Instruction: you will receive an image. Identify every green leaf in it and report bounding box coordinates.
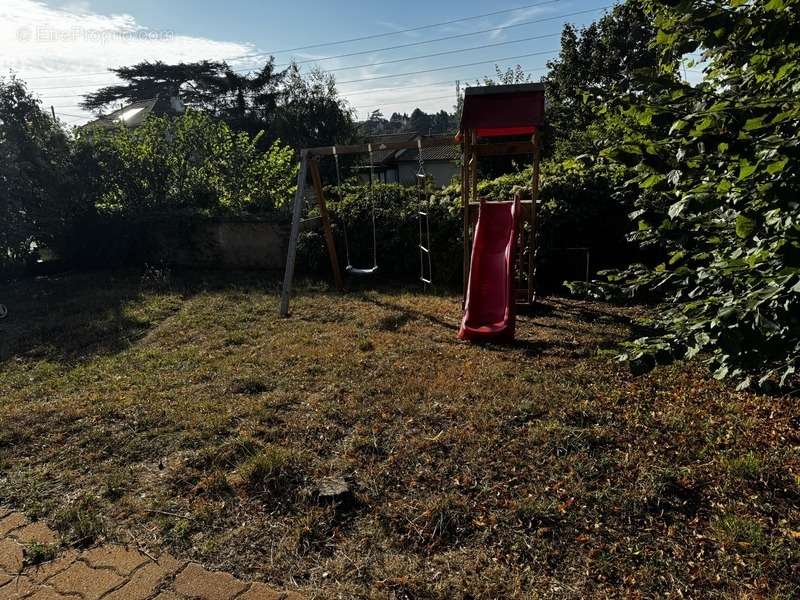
[738,159,757,180]
[775,63,794,81]
[690,116,714,135]
[766,157,788,174]
[640,174,664,189]
[669,119,688,134]
[669,250,686,265]
[743,116,768,131]
[736,214,757,238]
[637,108,655,126]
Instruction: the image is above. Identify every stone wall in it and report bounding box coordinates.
[149,219,289,270]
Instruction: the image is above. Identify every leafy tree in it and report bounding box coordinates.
[80,60,358,150]
[452,64,534,122]
[271,66,355,150]
[81,60,226,113]
[477,64,532,86]
[545,1,660,158]
[190,62,285,138]
[389,112,409,131]
[361,108,456,136]
[431,110,453,134]
[584,0,800,389]
[81,60,286,141]
[361,109,389,135]
[408,108,433,135]
[80,110,297,215]
[0,76,76,270]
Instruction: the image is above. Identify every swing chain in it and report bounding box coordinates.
[333,146,352,269]
[417,137,425,176]
[417,138,432,285]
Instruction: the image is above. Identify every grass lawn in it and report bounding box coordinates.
[1,270,798,598]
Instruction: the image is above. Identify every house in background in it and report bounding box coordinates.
[81,96,184,131]
[360,133,459,187]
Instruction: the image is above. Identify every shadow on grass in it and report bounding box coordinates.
[357,293,460,332]
[0,269,283,364]
[0,271,166,363]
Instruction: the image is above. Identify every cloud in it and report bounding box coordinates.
[489,5,561,40]
[0,0,256,122]
[0,1,515,127]
[375,20,421,39]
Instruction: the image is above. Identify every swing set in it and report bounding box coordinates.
[279,83,545,343]
[278,135,453,316]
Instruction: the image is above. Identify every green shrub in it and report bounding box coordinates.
[76,110,297,216]
[0,76,81,273]
[579,0,800,389]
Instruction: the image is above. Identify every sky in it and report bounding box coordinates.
[1,0,616,126]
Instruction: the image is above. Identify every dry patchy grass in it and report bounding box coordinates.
[0,271,799,598]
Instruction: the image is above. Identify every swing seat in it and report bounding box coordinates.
[346,265,379,276]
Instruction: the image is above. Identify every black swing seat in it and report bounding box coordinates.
[346,265,379,276]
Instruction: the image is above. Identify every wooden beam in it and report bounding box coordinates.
[468,200,534,206]
[529,129,542,304]
[309,157,344,291]
[461,133,471,304]
[279,151,309,317]
[472,142,536,157]
[470,144,478,206]
[305,135,456,157]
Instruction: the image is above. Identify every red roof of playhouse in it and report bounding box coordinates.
[457,83,545,139]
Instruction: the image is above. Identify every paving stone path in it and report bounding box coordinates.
[0,508,303,600]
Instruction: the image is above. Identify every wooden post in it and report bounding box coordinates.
[529,129,541,303]
[279,151,309,317]
[470,131,478,206]
[309,158,343,291]
[461,132,471,303]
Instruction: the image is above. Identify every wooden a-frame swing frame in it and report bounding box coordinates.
[279,106,542,317]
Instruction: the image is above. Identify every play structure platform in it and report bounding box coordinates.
[455,83,545,342]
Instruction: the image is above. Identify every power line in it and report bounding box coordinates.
[241,6,604,70]
[29,27,562,93]
[48,79,464,105]
[351,93,457,112]
[16,0,565,81]
[22,4,605,93]
[45,62,551,107]
[341,67,548,97]
[273,32,560,70]
[29,2,606,93]
[36,48,558,100]
[348,65,551,110]
[228,0,564,59]
[336,49,557,86]
[284,32,560,74]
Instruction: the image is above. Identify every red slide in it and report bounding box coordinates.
[459,198,521,342]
